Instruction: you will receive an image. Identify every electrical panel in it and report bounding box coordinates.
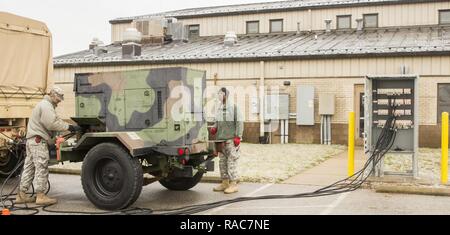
[319,94,336,116]
[364,75,419,178]
[297,86,315,126]
[265,94,289,120]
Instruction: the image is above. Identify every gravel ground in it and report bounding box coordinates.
[383,148,450,183]
[50,144,346,184]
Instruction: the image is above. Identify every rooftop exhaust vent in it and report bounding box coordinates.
[325,19,332,33]
[356,18,363,31]
[123,28,142,43]
[122,28,142,59]
[224,31,238,47]
[89,38,104,50]
[89,38,107,56]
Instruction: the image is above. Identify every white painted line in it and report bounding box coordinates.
[224,205,330,210]
[245,183,274,197]
[320,192,349,215]
[205,183,274,215]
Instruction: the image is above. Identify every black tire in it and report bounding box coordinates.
[0,150,23,178]
[159,171,204,191]
[81,143,143,211]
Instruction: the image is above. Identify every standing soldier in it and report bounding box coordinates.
[211,87,243,194]
[16,87,81,206]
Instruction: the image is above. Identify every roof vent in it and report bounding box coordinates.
[122,28,142,59]
[89,38,107,56]
[297,22,301,34]
[325,19,332,33]
[224,31,238,47]
[122,42,141,59]
[123,28,142,43]
[89,38,104,50]
[167,22,188,42]
[356,18,363,31]
[164,17,178,27]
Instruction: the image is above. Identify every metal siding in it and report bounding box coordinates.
[432,56,442,76]
[442,56,450,75]
[109,2,450,38]
[111,23,132,42]
[54,55,450,122]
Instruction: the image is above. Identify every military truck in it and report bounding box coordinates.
[0,12,53,178]
[58,67,214,210]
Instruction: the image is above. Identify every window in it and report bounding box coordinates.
[246,21,260,34]
[136,20,149,35]
[363,14,378,28]
[438,84,450,123]
[337,15,352,29]
[439,10,450,25]
[188,24,200,38]
[270,19,283,33]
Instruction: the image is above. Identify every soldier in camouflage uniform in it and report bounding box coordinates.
[16,87,81,206]
[211,88,244,194]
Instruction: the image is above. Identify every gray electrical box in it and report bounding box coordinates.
[365,75,419,178]
[319,94,336,115]
[297,86,315,126]
[265,94,289,120]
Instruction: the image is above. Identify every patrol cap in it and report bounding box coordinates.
[50,86,65,100]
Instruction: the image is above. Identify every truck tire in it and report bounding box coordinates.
[81,143,143,211]
[0,150,23,178]
[159,171,204,191]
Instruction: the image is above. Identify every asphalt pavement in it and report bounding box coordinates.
[2,174,450,215]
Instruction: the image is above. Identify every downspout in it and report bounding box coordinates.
[214,73,218,86]
[259,61,265,143]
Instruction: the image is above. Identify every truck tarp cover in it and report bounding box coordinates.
[0,12,53,94]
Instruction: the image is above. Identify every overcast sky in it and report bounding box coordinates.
[1,0,277,56]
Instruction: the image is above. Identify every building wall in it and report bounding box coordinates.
[111,1,450,41]
[111,22,132,43]
[54,55,450,147]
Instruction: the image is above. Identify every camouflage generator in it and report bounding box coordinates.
[59,67,214,210]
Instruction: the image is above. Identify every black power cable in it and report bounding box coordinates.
[0,134,154,215]
[152,101,400,215]
[1,100,400,215]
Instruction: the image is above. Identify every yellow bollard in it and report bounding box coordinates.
[348,112,355,177]
[442,112,449,185]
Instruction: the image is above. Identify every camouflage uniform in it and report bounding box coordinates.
[215,102,243,182]
[20,140,49,193]
[20,95,69,194]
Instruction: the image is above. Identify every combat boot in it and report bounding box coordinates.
[224,181,239,194]
[36,193,57,206]
[15,191,36,204]
[213,180,230,192]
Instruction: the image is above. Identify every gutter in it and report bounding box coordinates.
[54,50,450,68]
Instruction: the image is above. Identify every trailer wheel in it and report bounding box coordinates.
[81,143,143,211]
[159,171,204,191]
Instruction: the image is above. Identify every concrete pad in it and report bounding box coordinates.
[374,185,450,197]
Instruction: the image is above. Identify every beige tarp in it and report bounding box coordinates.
[0,12,53,95]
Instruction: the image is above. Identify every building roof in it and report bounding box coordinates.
[110,0,445,23]
[54,26,450,67]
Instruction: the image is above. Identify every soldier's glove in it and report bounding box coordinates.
[233,137,241,147]
[210,127,218,136]
[68,125,83,133]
